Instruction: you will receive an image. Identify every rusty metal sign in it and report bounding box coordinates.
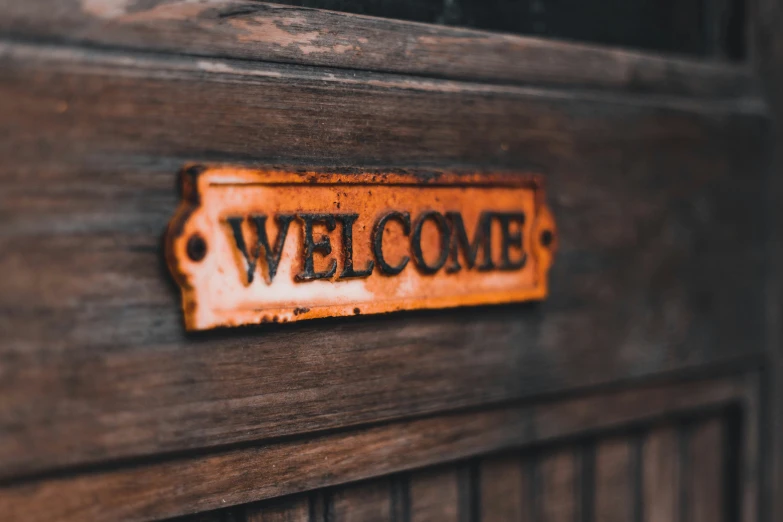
[166,166,557,331]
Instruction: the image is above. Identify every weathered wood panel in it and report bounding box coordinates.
[642,427,680,522]
[537,450,577,522]
[109,0,713,58]
[688,419,726,522]
[172,409,746,522]
[0,41,768,479]
[594,438,633,522]
[245,496,309,522]
[0,1,751,95]
[410,466,458,522]
[0,377,748,522]
[480,455,528,522]
[331,479,392,522]
[171,512,229,522]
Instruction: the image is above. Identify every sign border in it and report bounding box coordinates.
[166,165,557,330]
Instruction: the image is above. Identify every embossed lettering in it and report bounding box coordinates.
[411,211,451,274]
[297,213,337,281]
[337,214,374,279]
[372,211,411,275]
[495,212,527,270]
[445,211,494,273]
[226,214,294,284]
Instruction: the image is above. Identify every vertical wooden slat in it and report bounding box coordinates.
[538,450,577,522]
[332,478,392,522]
[594,438,632,522]
[245,496,310,522]
[643,427,680,522]
[480,454,529,522]
[688,418,725,522]
[410,466,458,522]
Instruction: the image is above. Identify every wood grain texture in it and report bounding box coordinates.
[0,377,747,522]
[410,466,458,522]
[167,403,755,522]
[537,450,576,522]
[0,41,769,479]
[687,418,725,522]
[594,438,633,522]
[171,512,231,522]
[479,455,528,522]
[642,427,680,522]
[244,496,309,522]
[331,479,392,522]
[0,0,753,96]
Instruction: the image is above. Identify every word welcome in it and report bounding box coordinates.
[225,210,528,284]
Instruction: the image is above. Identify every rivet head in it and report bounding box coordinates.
[540,230,554,247]
[186,234,207,262]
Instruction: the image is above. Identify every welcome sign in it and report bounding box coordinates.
[166,166,557,331]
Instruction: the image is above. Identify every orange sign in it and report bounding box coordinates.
[166,167,557,331]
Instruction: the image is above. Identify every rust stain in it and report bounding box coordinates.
[166,167,557,331]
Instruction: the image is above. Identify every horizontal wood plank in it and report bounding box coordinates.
[0,42,769,479]
[0,376,750,522]
[0,1,753,96]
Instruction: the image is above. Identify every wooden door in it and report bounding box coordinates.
[0,1,774,521]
